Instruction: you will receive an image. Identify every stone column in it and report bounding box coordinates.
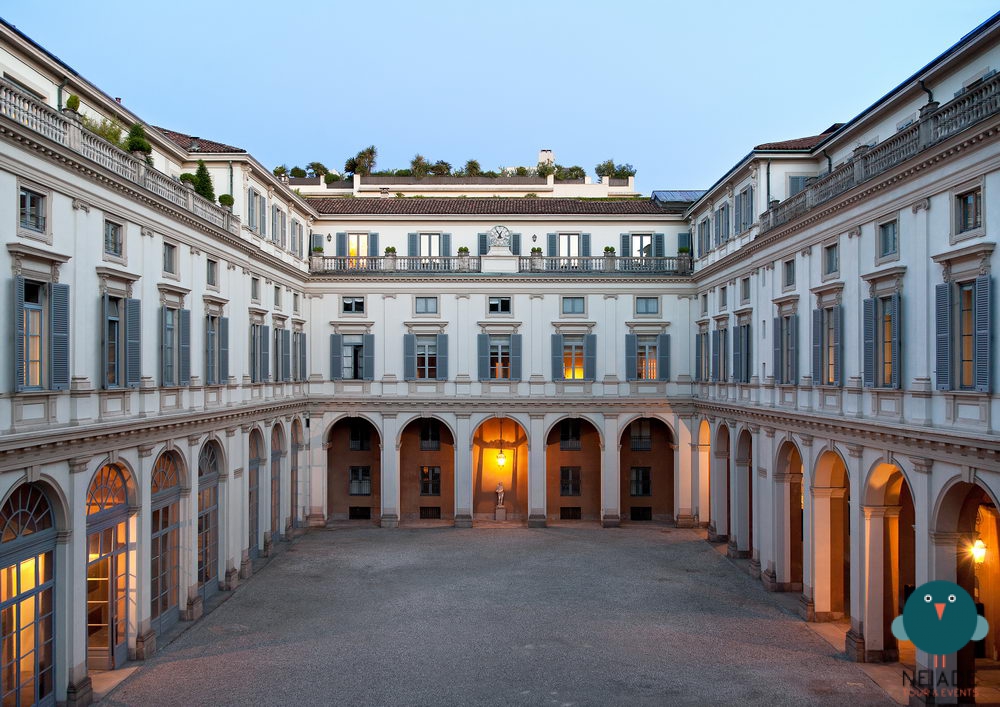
[133,445,156,659]
[454,413,473,528]
[237,425,251,580]
[674,416,695,527]
[708,435,729,542]
[527,414,546,527]
[220,426,238,589]
[66,459,92,706]
[764,472,789,591]
[380,413,400,528]
[601,414,620,527]
[307,414,328,527]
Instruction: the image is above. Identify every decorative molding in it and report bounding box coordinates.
[911,198,930,213]
[71,198,90,213]
[846,226,861,239]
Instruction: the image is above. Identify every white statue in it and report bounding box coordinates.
[495,481,505,507]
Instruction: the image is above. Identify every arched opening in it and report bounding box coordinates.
[327,418,381,522]
[150,451,183,637]
[697,420,711,527]
[472,418,528,521]
[619,418,674,522]
[860,461,915,663]
[85,463,135,670]
[733,429,753,558]
[811,450,850,624]
[399,418,455,522]
[248,430,264,557]
[546,418,601,522]
[290,419,303,530]
[270,425,285,541]
[770,441,803,592]
[709,424,731,543]
[197,442,222,606]
[932,481,1000,693]
[0,483,58,705]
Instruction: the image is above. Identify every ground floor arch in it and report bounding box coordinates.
[472,417,528,521]
[708,423,731,543]
[732,428,753,558]
[546,417,601,521]
[400,417,455,522]
[766,440,803,592]
[327,417,382,522]
[619,417,674,522]
[810,449,850,622]
[697,419,711,527]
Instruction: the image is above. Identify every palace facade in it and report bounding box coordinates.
[1,11,1000,706]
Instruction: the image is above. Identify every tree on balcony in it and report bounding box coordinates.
[193,160,215,202]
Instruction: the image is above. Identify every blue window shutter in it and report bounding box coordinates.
[477,334,489,381]
[653,233,665,258]
[743,324,752,382]
[935,283,952,390]
[625,334,638,381]
[863,298,875,387]
[179,309,191,386]
[126,298,141,388]
[368,232,379,257]
[584,334,597,380]
[832,305,842,387]
[678,232,691,252]
[975,275,991,392]
[160,306,168,385]
[219,316,229,384]
[436,333,448,381]
[478,233,489,256]
[657,333,670,381]
[49,283,70,391]
[732,325,742,383]
[889,294,900,390]
[511,233,521,255]
[695,332,703,383]
[102,293,110,389]
[261,325,270,381]
[747,186,755,223]
[298,332,307,381]
[407,233,418,257]
[362,334,375,381]
[581,234,591,257]
[734,197,743,234]
[772,317,782,384]
[442,233,452,257]
[330,333,342,380]
[13,276,24,392]
[710,330,720,382]
[335,232,347,257]
[788,313,799,384]
[510,334,522,381]
[812,308,823,383]
[620,234,631,257]
[282,329,291,382]
[546,233,557,257]
[204,316,214,386]
[403,334,416,380]
[551,334,563,380]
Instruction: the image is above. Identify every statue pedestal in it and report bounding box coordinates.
[495,506,507,521]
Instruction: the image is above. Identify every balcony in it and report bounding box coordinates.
[310,255,482,273]
[759,70,1000,235]
[309,254,692,275]
[518,255,692,274]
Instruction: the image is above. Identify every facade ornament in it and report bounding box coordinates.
[71,198,90,213]
[798,434,814,448]
[141,227,154,238]
[910,457,933,474]
[190,245,201,256]
[800,245,812,257]
[979,251,992,276]
[847,227,861,239]
[911,198,930,213]
[138,444,155,458]
[846,443,864,458]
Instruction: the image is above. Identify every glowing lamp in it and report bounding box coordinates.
[496,450,507,467]
[973,539,987,564]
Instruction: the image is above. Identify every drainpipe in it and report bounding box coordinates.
[919,79,934,105]
[822,149,833,174]
[228,161,234,196]
[56,77,68,110]
[766,160,771,203]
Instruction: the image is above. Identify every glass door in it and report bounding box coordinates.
[86,522,127,670]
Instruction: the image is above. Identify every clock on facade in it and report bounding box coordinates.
[488,225,511,248]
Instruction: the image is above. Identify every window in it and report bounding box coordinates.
[349,421,371,451]
[274,286,282,309]
[740,277,750,303]
[419,232,440,257]
[104,298,123,387]
[489,335,511,379]
[813,305,841,386]
[636,336,658,380]
[18,187,45,232]
[697,219,710,256]
[865,294,899,389]
[560,419,581,451]
[22,281,45,389]
[104,220,123,257]
[293,293,300,314]
[291,330,306,381]
[713,328,729,382]
[206,259,218,287]
[348,467,371,496]
[559,233,580,258]
[420,419,440,451]
[959,282,975,389]
[205,314,223,385]
[630,420,652,451]
[783,259,795,288]
[562,335,585,379]
[416,296,438,314]
[695,330,710,382]
[161,306,182,386]
[775,314,798,385]
[636,297,659,315]
[251,277,260,302]
[824,244,839,276]
[343,296,365,314]
[562,297,585,315]
[700,293,708,315]
[788,176,810,197]
[735,186,754,232]
[629,467,652,496]
[719,286,728,310]
[342,335,365,380]
[489,297,511,314]
[879,221,898,259]
[163,243,177,275]
[956,188,982,234]
[415,335,437,379]
[732,323,753,383]
[631,233,652,258]
[348,232,369,258]
[420,466,441,496]
[560,467,581,496]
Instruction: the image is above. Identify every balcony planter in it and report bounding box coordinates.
[603,248,616,271]
[457,248,470,271]
[384,252,397,271]
[530,248,544,271]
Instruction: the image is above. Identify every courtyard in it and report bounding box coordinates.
[102,526,893,706]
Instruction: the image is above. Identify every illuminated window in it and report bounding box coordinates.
[489,335,511,380]
[22,281,45,390]
[347,232,368,258]
[636,336,658,380]
[562,335,585,379]
[959,282,975,389]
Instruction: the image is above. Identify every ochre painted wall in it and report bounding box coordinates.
[326,421,381,522]
[545,420,601,521]
[399,421,455,521]
[618,419,674,522]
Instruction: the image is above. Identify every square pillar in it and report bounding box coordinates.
[601,414,620,527]
[527,414,546,527]
[380,414,400,527]
[454,414,473,527]
[675,417,695,527]
[307,416,328,527]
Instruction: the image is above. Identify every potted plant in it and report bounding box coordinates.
[218,193,235,210]
[530,246,544,271]
[457,245,471,271]
[64,94,80,114]
[384,245,397,271]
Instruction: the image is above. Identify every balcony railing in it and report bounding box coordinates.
[517,255,692,274]
[310,255,483,273]
[0,77,241,236]
[760,71,1000,235]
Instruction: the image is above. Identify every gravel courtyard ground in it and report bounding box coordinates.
[103,525,892,706]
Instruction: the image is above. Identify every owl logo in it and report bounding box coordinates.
[891,580,989,667]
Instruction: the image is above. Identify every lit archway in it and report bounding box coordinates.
[697,420,711,527]
[399,418,455,522]
[546,417,601,521]
[811,449,850,622]
[472,418,527,521]
[150,450,184,637]
[619,418,674,522]
[327,417,382,522]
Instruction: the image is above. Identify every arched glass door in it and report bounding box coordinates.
[86,464,131,670]
[248,432,263,559]
[197,443,221,605]
[0,484,56,706]
[150,453,181,636]
[270,426,284,542]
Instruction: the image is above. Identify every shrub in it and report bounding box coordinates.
[464,159,481,176]
[218,193,235,207]
[272,164,288,177]
[65,94,80,111]
[289,166,307,178]
[179,172,195,184]
[324,173,339,184]
[523,193,538,198]
[312,245,324,253]
[678,246,691,254]
[80,115,125,148]
[384,246,397,254]
[530,247,543,254]
[604,246,616,253]
[124,123,152,155]
[193,160,215,202]
[535,162,555,178]
[457,246,470,254]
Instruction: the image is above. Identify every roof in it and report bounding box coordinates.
[311,197,677,216]
[754,124,845,151]
[154,127,245,154]
[651,190,706,203]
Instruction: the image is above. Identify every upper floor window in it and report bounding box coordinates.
[700,293,708,315]
[631,233,652,258]
[415,335,437,379]
[740,277,750,303]
[293,293,300,314]
[489,297,511,314]
[864,294,899,389]
[561,297,585,315]
[416,296,438,314]
[19,188,46,232]
[823,243,839,277]
[420,232,440,257]
[559,419,581,451]
[488,335,510,380]
[206,259,218,287]
[163,243,177,275]
[251,277,260,302]
[879,221,898,259]
[775,314,798,385]
[813,305,841,386]
[697,219,710,256]
[274,286,282,309]
[956,188,982,234]
[636,336,658,380]
[343,296,365,314]
[635,297,659,315]
[348,232,369,258]
[734,186,754,232]
[21,281,45,390]
[342,335,366,380]
[104,220,123,257]
[782,259,795,289]
[562,335,585,380]
[559,233,580,258]
[719,286,727,310]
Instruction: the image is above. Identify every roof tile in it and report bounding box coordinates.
[154,126,245,154]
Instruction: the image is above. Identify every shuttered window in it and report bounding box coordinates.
[812,306,842,386]
[937,277,991,392]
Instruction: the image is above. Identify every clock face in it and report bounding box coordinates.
[488,225,511,246]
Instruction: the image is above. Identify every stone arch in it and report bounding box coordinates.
[770,439,803,592]
[322,412,383,446]
[617,412,677,446]
[395,413,458,451]
[545,416,602,522]
[398,415,456,523]
[709,422,732,543]
[810,448,851,622]
[544,413,605,450]
[326,415,382,522]
[472,416,528,522]
[618,416,674,523]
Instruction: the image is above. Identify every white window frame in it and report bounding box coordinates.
[17,182,51,244]
[163,241,179,280]
[414,296,439,316]
[635,296,659,316]
[561,296,586,317]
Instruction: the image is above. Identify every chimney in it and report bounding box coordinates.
[538,149,554,165]
[190,137,200,152]
[114,97,122,104]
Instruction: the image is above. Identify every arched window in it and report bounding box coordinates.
[0,484,56,706]
[86,464,128,516]
[197,443,221,603]
[150,452,182,634]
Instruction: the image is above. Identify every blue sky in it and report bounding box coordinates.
[3,1,997,194]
